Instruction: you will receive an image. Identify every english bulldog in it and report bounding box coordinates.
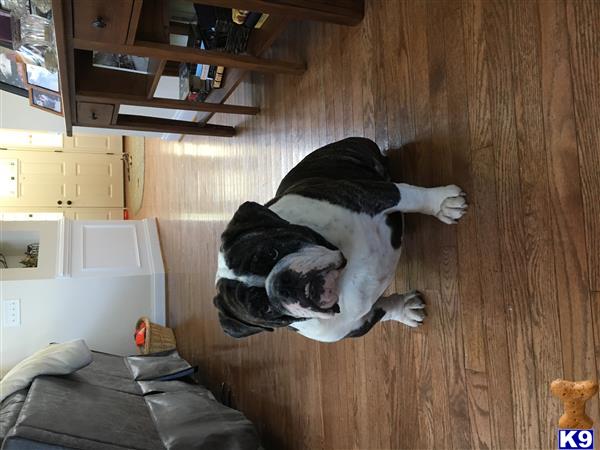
[214,138,467,342]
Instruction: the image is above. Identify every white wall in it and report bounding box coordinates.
[0,91,65,133]
[0,274,154,376]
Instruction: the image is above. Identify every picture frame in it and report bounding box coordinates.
[28,85,62,115]
[0,47,27,96]
[0,8,13,49]
[24,63,58,92]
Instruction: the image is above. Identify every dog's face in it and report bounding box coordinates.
[214,202,346,338]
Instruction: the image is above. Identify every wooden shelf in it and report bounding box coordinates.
[146,58,167,99]
[115,114,235,136]
[72,38,305,75]
[51,0,363,137]
[196,15,291,124]
[183,0,364,26]
[77,91,260,115]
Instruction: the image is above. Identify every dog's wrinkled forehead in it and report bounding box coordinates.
[214,278,299,338]
[220,201,337,277]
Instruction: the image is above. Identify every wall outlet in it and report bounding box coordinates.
[3,299,20,327]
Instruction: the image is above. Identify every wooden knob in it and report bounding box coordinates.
[92,17,106,28]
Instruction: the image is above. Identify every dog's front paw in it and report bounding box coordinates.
[385,291,426,327]
[429,185,468,224]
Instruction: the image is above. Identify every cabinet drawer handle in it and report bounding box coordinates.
[91,112,98,120]
[57,200,62,205]
[92,17,106,28]
[67,200,72,206]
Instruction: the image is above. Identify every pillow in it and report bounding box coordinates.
[0,340,92,402]
[124,349,193,381]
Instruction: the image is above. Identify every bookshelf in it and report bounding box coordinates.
[51,0,364,137]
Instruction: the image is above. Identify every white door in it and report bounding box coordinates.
[0,150,124,208]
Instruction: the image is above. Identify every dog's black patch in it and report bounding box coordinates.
[269,178,400,216]
[221,202,338,278]
[385,212,404,249]
[214,278,301,338]
[276,137,390,191]
[268,137,401,216]
[344,308,386,338]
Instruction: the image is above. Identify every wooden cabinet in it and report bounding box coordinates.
[77,102,115,126]
[53,0,364,137]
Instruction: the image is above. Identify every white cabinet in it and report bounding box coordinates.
[60,218,165,325]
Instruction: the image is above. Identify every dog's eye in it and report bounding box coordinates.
[267,248,279,260]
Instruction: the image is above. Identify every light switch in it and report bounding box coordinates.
[3,299,20,327]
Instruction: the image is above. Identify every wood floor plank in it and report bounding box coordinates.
[444,0,487,374]
[566,0,600,291]
[471,142,517,450]
[508,2,564,448]
[426,2,473,449]
[443,1,493,448]
[539,0,599,436]
[461,0,493,151]
[400,3,444,449]
[483,1,541,448]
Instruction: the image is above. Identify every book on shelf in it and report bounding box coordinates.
[195,63,211,80]
[254,14,269,29]
[92,52,150,74]
[233,10,269,29]
[212,66,225,89]
[179,62,213,102]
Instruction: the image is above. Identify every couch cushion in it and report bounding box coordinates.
[3,376,164,450]
[65,351,141,395]
[0,389,27,441]
[125,350,193,381]
[146,391,260,450]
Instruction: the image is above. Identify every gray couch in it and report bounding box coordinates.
[0,351,260,450]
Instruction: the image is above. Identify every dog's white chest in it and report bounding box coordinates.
[269,195,401,321]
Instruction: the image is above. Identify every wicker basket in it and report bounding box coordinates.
[135,316,177,355]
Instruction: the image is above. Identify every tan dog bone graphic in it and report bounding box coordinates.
[551,379,599,429]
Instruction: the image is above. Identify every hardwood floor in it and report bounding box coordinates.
[133,1,600,448]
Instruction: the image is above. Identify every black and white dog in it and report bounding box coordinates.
[214,138,467,342]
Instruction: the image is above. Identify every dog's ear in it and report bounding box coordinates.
[213,280,276,339]
[215,311,273,338]
[221,201,289,248]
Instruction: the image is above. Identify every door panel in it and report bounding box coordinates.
[65,208,123,220]
[62,135,122,153]
[70,154,123,207]
[8,154,69,206]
